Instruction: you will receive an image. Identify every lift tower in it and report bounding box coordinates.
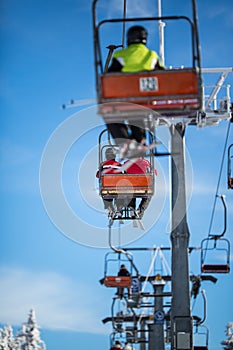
[170,124,192,349]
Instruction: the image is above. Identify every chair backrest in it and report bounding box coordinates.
[99,68,202,119]
[100,174,154,198]
[201,263,230,274]
[104,276,132,287]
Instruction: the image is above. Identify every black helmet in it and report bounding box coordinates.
[105,148,115,160]
[127,25,148,46]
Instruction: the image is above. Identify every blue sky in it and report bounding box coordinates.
[1,0,233,349]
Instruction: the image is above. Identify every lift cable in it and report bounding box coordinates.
[108,220,140,276]
[122,0,127,48]
[207,120,231,237]
[191,0,202,69]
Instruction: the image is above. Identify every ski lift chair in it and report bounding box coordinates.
[98,130,155,220]
[193,324,209,350]
[201,195,230,274]
[126,326,138,344]
[93,1,202,124]
[99,68,202,121]
[100,173,154,200]
[103,251,136,288]
[201,237,230,274]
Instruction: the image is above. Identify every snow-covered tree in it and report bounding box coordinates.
[221,323,233,350]
[0,309,46,350]
[16,309,46,350]
[0,326,9,350]
[0,325,20,350]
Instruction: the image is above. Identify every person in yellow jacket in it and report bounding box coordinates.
[107,25,164,158]
[108,26,164,73]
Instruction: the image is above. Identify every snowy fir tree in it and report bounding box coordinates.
[16,309,46,350]
[0,309,46,350]
[0,325,20,350]
[221,323,233,350]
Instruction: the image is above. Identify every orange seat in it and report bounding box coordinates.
[104,276,132,287]
[99,68,201,118]
[100,174,154,196]
[201,264,230,274]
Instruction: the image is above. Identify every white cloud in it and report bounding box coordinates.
[0,266,108,334]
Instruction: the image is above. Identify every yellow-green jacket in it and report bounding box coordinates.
[111,43,163,72]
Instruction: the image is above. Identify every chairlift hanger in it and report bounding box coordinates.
[209,195,227,241]
[102,226,140,287]
[193,290,207,326]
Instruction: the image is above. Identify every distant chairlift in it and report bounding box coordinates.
[109,322,141,346]
[193,325,209,350]
[201,196,230,274]
[201,237,230,274]
[228,144,233,189]
[102,251,139,289]
[193,289,209,350]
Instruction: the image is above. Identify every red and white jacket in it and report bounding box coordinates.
[96,159,122,178]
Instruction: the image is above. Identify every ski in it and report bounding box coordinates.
[137,219,145,231]
[120,141,160,160]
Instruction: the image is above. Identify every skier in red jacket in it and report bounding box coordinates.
[96,148,122,216]
[123,157,157,218]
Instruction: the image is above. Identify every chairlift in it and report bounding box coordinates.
[110,326,139,346]
[110,299,139,341]
[92,0,202,124]
[109,331,126,349]
[201,237,230,274]
[98,129,156,220]
[102,251,138,289]
[227,144,233,189]
[107,314,144,345]
[125,326,138,344]
[193,324,209,350]
[201,195,230,274]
